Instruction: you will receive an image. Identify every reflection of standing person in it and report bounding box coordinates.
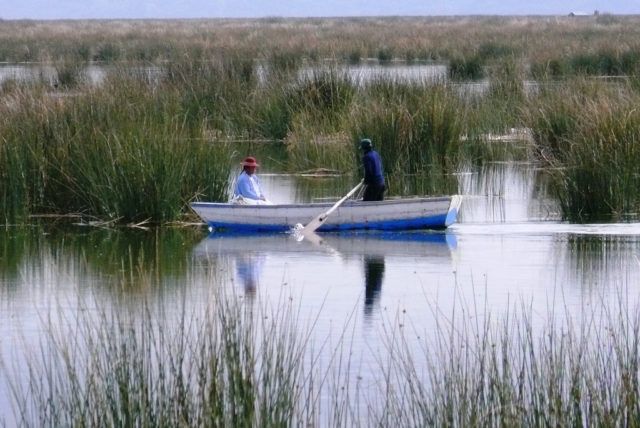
[359,138,386,201]
[364,255,385,317]
[234,156,271,204]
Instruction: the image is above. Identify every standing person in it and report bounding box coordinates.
[359,138,385,201]
[234,156,271,204]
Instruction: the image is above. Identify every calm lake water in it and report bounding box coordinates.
[0,62,448,87]
[2,160,640,423]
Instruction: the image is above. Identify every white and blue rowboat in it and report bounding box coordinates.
[190,195,462,232]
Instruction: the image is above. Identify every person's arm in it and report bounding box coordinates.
[254,176,267,200]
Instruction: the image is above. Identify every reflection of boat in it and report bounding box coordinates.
[190,196,462,232]
[192,230,457,259]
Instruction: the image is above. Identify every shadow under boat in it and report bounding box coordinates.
[192,229,457,260]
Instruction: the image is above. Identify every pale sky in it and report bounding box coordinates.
[2,0,638,20]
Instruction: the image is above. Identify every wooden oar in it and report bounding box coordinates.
[298,180,364,235]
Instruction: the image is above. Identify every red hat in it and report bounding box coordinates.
[241,156,259,167]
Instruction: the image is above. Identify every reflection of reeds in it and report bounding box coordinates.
[0,226,206,294]
[565,235,640,289]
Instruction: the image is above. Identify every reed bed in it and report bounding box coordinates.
[528,80,640,221]
[351,81,464,176]
[280,68,357,171]
[375,296,640,426]
[0,69,232,224]
[4,293,317,427]
[2,16,640,75]
[5,273,640,426]
[3,16,640,221]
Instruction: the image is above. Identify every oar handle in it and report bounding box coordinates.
[299,180,364,235]
[324,180,364,217]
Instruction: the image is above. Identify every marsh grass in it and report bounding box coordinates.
[5,17,640,77]
[352,82,463,176]
[164,55,260,137]
[4,291,318,427]
[53,60,84,89]
[285,125,355,172]
[459,58,529,155]
[385,171,459,198]
[5,264,640,426]
[0,71,231,224]
[528,80,640,221]
[294,68,355,127]
[448,56,485,81]
[532,48,640,79]
[279,68,358,170]
[4,17,640,220]
[375,293,640,426]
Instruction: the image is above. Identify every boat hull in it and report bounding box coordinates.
[190,195,461,232]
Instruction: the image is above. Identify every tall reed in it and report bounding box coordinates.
[528,80,640,221]
[351,82,464,176]
[4,291,317,427]
[7,17,640,213]
[0,71,231,224]
[6,264,640,426]
[372,294,640,426]
[532,48,640,79]
[282,68,357,171]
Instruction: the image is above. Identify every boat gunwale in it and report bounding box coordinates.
[191,195,454,210]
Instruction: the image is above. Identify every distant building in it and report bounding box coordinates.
[568,10,600,17]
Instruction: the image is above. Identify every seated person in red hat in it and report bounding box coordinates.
[233,156,272,204]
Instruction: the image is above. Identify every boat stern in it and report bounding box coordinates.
[444,195,462,226]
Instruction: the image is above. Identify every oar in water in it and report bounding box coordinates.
[297,180,364,235]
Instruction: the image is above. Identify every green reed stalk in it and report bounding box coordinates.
[7,274,640,426]
[275,67,357,171]
[528,80,640,221]
[4,288,319,427]
[370,292,640,426]
[352,82,463,176]
[0,71,231,224]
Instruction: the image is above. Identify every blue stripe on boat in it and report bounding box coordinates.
[206,213,449,233]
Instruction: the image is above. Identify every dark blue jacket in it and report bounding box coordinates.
[362,149,385,185]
